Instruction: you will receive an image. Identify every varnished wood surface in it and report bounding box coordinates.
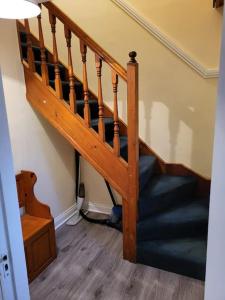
[43,2,127,81]
[24,67,129,199]
[21,214,51,242]
[16,171,57,282]
[30,215,204,300]
[124,52,139,261]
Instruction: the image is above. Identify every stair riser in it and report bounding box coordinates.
[137,248,205,281]
[77,102,99,120]
[139,164,156,192]
[92,122,114,142]
[35,62,67,82]
[21,44,47,62]
[137,222,208,241]
[49,80,83,102]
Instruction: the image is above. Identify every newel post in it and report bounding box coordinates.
[123,51,139,262]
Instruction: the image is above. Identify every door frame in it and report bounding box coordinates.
[0,69,30,300]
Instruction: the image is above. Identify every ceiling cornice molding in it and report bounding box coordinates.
[111,0,219,79]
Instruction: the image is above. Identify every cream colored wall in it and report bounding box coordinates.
[126,0,223,69]
[28,0,218,209]
[0,20,75,221]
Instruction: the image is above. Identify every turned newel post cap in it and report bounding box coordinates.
[129,51,137,63]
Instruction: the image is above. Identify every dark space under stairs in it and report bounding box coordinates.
[19,31,209,281]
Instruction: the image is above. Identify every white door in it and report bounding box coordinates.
[0,70,30,300]
[0,180,16,300]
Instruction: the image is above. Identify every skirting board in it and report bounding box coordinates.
[88,202,112,215]
[54,204,77,230]
[54,202,112,230]
[111,0,219,78]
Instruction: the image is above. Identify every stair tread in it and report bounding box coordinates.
[137,237,207,280]
[139,174,197,218]
[138,198,209,241]
[91,117,114,127]
[49,79,82,87]
[35,60,64,69]
[138,198,209,227]
[143,175,197,198]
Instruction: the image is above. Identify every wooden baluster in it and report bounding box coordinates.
[112,71,120,156]
[37,6,49,85]
[95,55,105,141]
[24,19,35,72]
[80,41,90,127]
[123,51,139,262]
[65,26,76,113]
[49,13,63,99]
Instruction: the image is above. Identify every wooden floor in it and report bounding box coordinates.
[30,214,205,300]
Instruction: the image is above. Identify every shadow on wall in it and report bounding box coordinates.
[30,109,75,215]
[141,70,217,178]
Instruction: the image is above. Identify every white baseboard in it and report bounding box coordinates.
[88,202,112,215]
[54,202,112,230]
[54,204,77,230]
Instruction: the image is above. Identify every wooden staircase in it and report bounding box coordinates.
[16,2,211,278]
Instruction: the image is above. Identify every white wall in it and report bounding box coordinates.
[126,0,223,70]
[205,10,225,300]
[0,19,75,222]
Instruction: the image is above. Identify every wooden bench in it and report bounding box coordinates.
[16,170,57,282]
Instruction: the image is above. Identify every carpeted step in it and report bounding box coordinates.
[108,136,128,161]
[34,61,67,81]
[76,99,99,119]
[137,237,207,280]
[138,198,209,241]
[91,117,114,142]
[139,175,197,220]
[49,79,83,102]
[21,43,47,62]
[19,32,27,43]
[139,155,157,191]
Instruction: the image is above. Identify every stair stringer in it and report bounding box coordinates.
[23,65,129,199]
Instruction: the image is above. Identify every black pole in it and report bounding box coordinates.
[75,150,80,199]
[104,179,117,206]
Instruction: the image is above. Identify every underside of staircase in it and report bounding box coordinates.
[17,2,210,281]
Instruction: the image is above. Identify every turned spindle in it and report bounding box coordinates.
[95,55,105,141]
[65,26,76,112]
[49,13,63,99]
[24,19,35,72]
[80,40,91,127]
[37,7,49,85]
[112,71,120,156]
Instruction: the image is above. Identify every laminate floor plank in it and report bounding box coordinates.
[30,214,204,300]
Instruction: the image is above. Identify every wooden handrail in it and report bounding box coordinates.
[43,1,127,82]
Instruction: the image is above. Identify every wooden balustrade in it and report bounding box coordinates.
[112,71,120,156]
[95,55,105,141]
[49,12,63,99]
[44,1,127,82]
[37,6,49,85]
[80,41,91,127]
[24,19,35,72]
[64,26,76,112]
[20,3,140,263]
